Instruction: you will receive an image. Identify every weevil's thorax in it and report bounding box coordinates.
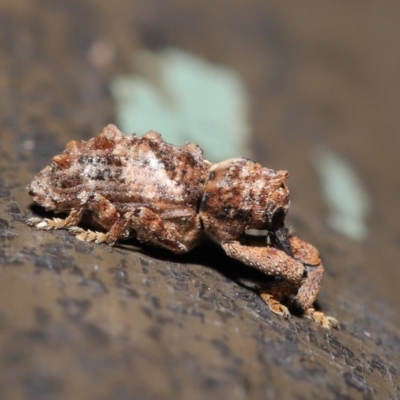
[199,158,290,242]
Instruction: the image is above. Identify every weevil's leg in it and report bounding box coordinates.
[221,241,306,285]
[222,239,339,328]
[259,280,298,319]
[222,241,306,320]
[290,235,321,267]
[121,207,201,254]
[294,263,324,311]
[289,236,323,311]
[27,207,84,230]
[69,220,128,245]
[69,197,201,250]
[304,308,340,329]
[68,193,130,245]
[260,294,290,319]
[27,192,118,234]
[293,262,339,329]
[290,236,340,329]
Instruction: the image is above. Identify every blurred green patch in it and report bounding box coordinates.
[110,48,249,161]
[313,148,371,241]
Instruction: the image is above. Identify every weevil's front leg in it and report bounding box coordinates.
[259,280,298,319]
[222,241,306,285]
[289,236,323,311]
[222,239,339,328]
[290,236,340,328]
[222,241,305,318]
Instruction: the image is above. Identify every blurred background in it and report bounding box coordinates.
[0,1,399,399]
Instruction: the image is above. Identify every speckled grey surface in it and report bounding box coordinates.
[1,1,400,399]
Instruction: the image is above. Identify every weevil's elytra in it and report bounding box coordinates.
[27,124,339,329]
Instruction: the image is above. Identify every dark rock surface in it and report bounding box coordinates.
[0,1,399,399]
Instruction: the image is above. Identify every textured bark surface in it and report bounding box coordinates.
[0,1,399,399]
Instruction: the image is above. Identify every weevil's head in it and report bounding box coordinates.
[262,169,291,229]
[258,168,293,256]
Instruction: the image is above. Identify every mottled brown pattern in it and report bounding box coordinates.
[199,158,290,241]
[27,125,338,328]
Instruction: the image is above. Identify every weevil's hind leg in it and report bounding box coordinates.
[67,193,131,245]
[27,207,84,230]
[27,192,129,245]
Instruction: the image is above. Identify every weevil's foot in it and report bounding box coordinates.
[27,217,66,230]
[305,308,340,329]
[27,217,42,227]
[68,227,115,245]
[260,293,290,319]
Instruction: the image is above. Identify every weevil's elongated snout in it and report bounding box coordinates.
[270,225,293,257]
